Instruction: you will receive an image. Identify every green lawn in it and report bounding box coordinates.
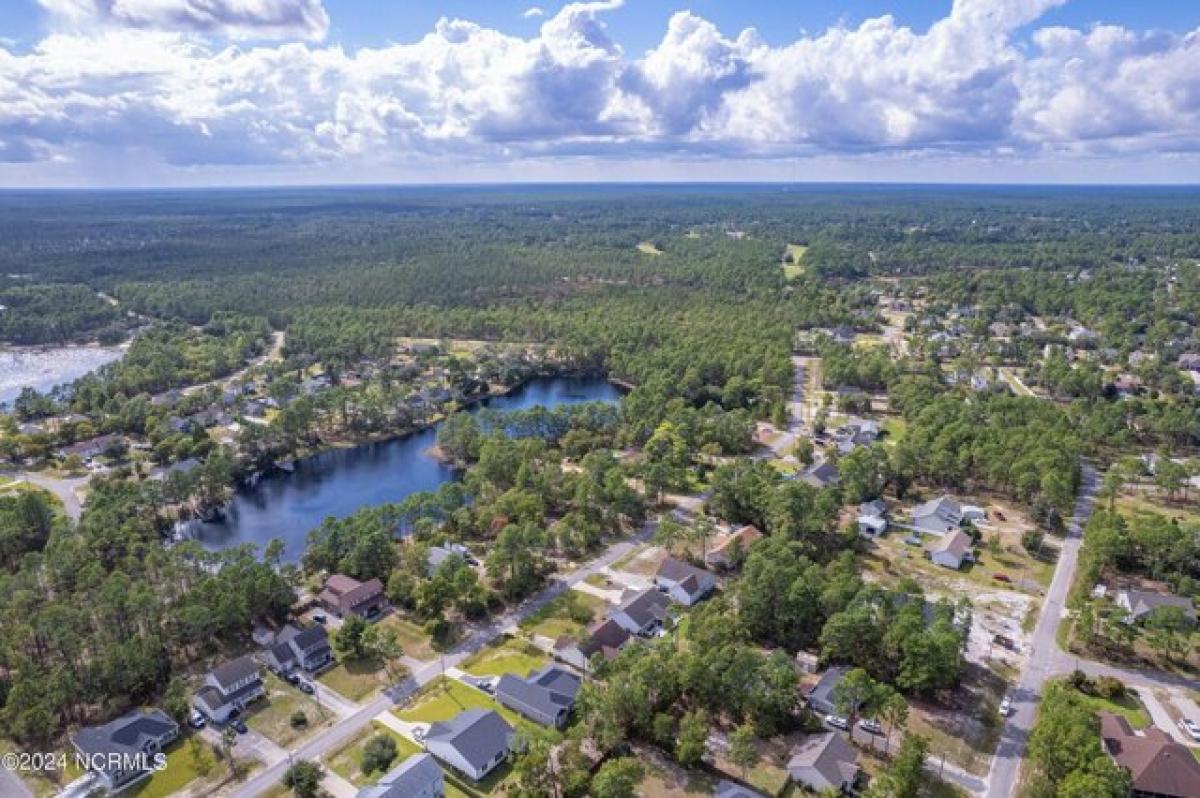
[325,722,422,787]
[461,637,547,679]
[637,241,663,255]
[319,656,388,702]
[378,614,437,660]
[783,244,807,280]
[1074,690,1151,729]
[394,677,525,729]
[0,740,84,798]
[245,674,336,748]
[518,590,607,640]
[126,734,242,798]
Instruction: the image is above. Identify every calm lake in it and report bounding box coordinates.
[0,345,123,406]
[190,376,621,559]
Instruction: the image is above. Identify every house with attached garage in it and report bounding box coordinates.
[265,624,334,675]
[1115,589,1197,625]
[553,618,632,672]
[72,709,180,793]
[654,557,716,606]
[318,574,388,621]
[193,655,265,724]
[928,529,974,570]
[423,708,513,782]
[609,588,672,637]
[857,498,889,537]
[355,753,444,798]
[787,731,860,794]
[495,665,582,729]
[906,495,983,536]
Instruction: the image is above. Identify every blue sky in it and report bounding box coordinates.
[1,0,1199,186]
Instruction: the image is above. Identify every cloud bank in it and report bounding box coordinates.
[2,0,1199,181]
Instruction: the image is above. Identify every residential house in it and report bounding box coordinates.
[553,618,631,671]
[71,709,180,793]
[907,495,964,536]
[806,666,852,715]
[495,666,582,728]
[1115,590,1197,625]
[857,499,888,537]
[609,588,672,636]
[193,655,265,724]
[318,574,388,620]
[356,753,444,798]
[799,460,840,489]
[705,525,763,569]
[654,557,716,606]
[61,433,124,462]
[423,709,513,782]
[714,781,767,798]
[929,529,974,570]
[1099,712,1200,798]
[787,732,860,794]
[835,419,880,454]
[265,624,334,675]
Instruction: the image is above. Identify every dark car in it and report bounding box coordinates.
[232,719,248,734]
[312,614,327,625]
[297,681,315,695]
[285,672,301,686]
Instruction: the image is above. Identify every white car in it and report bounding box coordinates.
[858,718,883,735]
[824,714,850,731]
[998,696,1013,717]
[1180,718,1200,743]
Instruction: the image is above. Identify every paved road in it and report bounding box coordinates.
[5,471,87,521]
[228,522,657,797]
[0,762,35,798]
[985,464,1099,798]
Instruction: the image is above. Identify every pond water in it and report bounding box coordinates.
[189,376,620,560]
[0,345,123,406]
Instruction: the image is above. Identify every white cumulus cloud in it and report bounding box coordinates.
[36,0,330,41]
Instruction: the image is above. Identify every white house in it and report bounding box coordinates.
[787,732,860,793]
[654,557,716,606]
[929,529,974,570]
[423,709,513,782]
[609,588,672,636]
[193,655,265,724]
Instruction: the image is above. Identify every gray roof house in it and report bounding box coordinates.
[907,495,963,536]
[72,709,180,792]
[1116,590,1197,624]
[929,529,974,570]
[553,618,631,671]
[654,557,716,606]
[788,732,860,793]
[356,753,444,798]
[495,665,582,728]
[714,780,767,798]
[266,624,334,675]
[423,709,513,782]
[806,666,852,715]
[194,655,265,724]
[799,460,840,489]
[609,588,672,636]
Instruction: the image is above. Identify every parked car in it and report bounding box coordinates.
[312,614,326,624]
[858,719,883,735]
[232,719,248,734]
[1180,718,1200,743]
[297,681,315,695]
[187,710,206,729]
[903,535,922,546]
[993,573,1012,583]
[824,714,850,731]
[478,676,498,694]
[999,696,1012,717]
[285,672,301,686]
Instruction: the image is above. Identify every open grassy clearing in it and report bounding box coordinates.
[519,589,608,640]
[325,721,422,787]
[1115,490,1200,526]
[318,656,388,702]
[245,673,336,748]
[377,613,437,661]
[128,734,257,798]
[637,241,663,255]
[461,636,548,679]
[394,676,525,730]
[782,243,807,279]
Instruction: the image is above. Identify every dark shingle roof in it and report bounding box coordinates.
[209,655,259,691]
[615,588,670,629]
[72,709,177,760]
[425,709,512,771]
[356,753,443,798]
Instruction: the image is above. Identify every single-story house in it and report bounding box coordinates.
[654,557,716,606]
[714,780,767,798]
[193,655,265,724]
[1100,711,1200,798]
[423,709,513,782]
[355,753,444,798]
[495,665,582,728]
[799,460,840,489]
[72,709,180,793]
[907,495,964,536]
[705,524,763,570]
[266,624,334,675]
[929,529,974,570]
[787,731,860,794]
[318,574,388,620]
[61,433,124,462]
[1115,589,1197,625]
[553,618,631,671]
[609,588,672,637]
[806,666,852,716]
